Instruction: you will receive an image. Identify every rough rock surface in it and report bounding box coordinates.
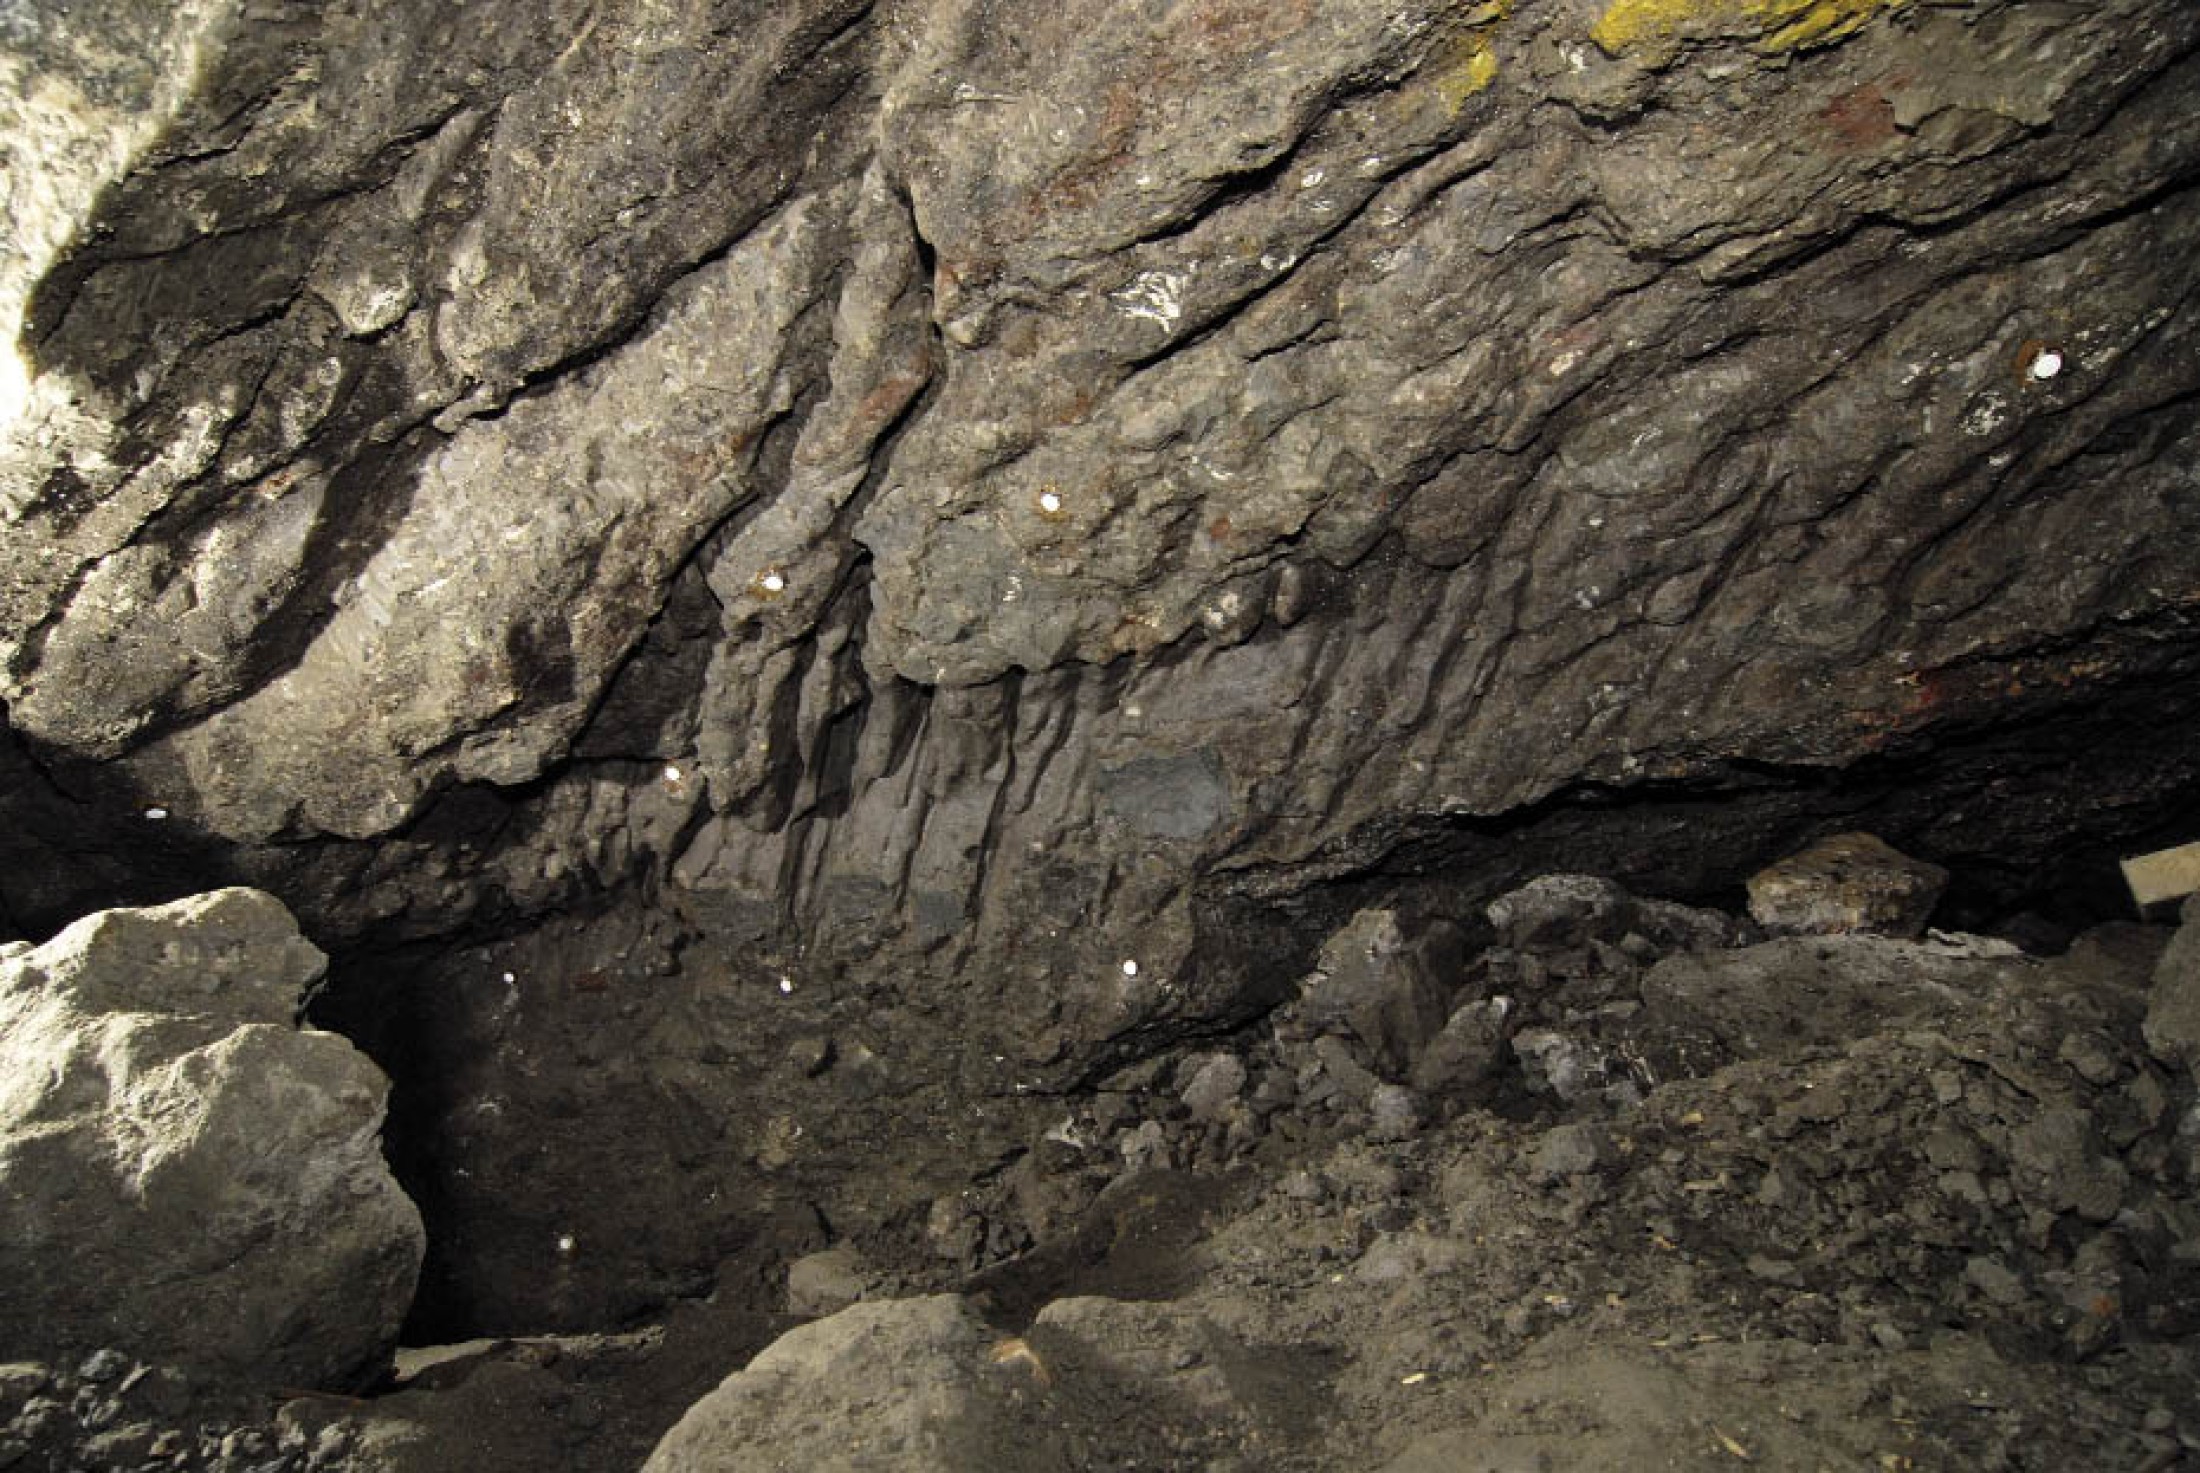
[0,889,423,1391]
[6,0,2200,959]
[643,1294,1292,1473]
[1286,908,1464,1081]
[641,1297,1046,1473]
[2145,893,2200,1080]
[7,0,2200,1369]
[1745,829,1951,937]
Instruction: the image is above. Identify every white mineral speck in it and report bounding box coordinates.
[142,807,168,820]
[778,976,794,995]
[1121,959,1140,978]
[1111,269,1189,331]
[760,570,787,593]
[556,1234,575,1255]
[2029,348,2064,381]
[663,764,682,783]
[1038,490,1063,514]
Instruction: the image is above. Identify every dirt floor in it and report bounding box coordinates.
[6,876,2197,1471]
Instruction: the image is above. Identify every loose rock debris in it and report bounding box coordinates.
[8,857,2200,1471]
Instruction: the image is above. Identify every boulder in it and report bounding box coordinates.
[2143,894,2200,1079]
[1746,833,1949,939]
[1289,910,1464,1081]
[0,889,422,1389]
[645,1294,1279,1473]
[643,1296,1060,1473]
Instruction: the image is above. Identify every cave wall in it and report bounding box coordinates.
[6,0,2200,1330]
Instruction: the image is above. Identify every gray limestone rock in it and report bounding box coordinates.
[2007,1106,2128,1224]
[645,1294,1282,1473]
[1639,933,2024,1068]
[1291,909,1463,1081]
[1747,832,1951,939]
[641,1296,1052,1473]
[1510,1027,1624,1106]
[785,1248,871,1320]
[1411,995,1515,1101]
[2143,894,2200,1079]
[0,889,422,1390]
[1487,873,1750,962]
[1178,1052,1249,1123]
[1528,1121,1615,1187]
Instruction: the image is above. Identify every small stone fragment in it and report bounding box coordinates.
[1528,1122,1613,1186]
[2008,1107,2127,1223]
[1367,1084,1422,1142]
[926,1197,984,1263]
[1963,1256,2028,1308]
[1411,996,1513,1098]
[1179,1053,1248,1123]
[1294,911,1462,1080]
[1119,1120,1173,1173]
[75,1350,128,1385]
[786,1248,869,1318]
[1512,1028,1610,1103]
[2057,1031,2122,1087]
[1745,1254,1801,1286]
[787,1036,835,1077]
[1312,1035,1385,1102]
[1489,875,1641,950]
[1487,875,1746,956]
[1353,1232,1466,1286]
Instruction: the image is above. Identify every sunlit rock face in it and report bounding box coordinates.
[4,0,2200,1329]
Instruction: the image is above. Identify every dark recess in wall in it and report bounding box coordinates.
[1203,662,2200,1062]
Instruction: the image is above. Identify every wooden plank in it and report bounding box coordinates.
[2122,841,2200,909]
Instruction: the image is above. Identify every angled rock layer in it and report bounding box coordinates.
[4,0,2198,965]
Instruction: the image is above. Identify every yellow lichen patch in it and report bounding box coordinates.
[1437,42,1502,110]
[1590,0,1912,57]
[1430,1,1512,112]
[1590,0,1701,53]
[1754,0,1905,50]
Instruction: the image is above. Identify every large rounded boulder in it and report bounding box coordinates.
[0,888,423,1389]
